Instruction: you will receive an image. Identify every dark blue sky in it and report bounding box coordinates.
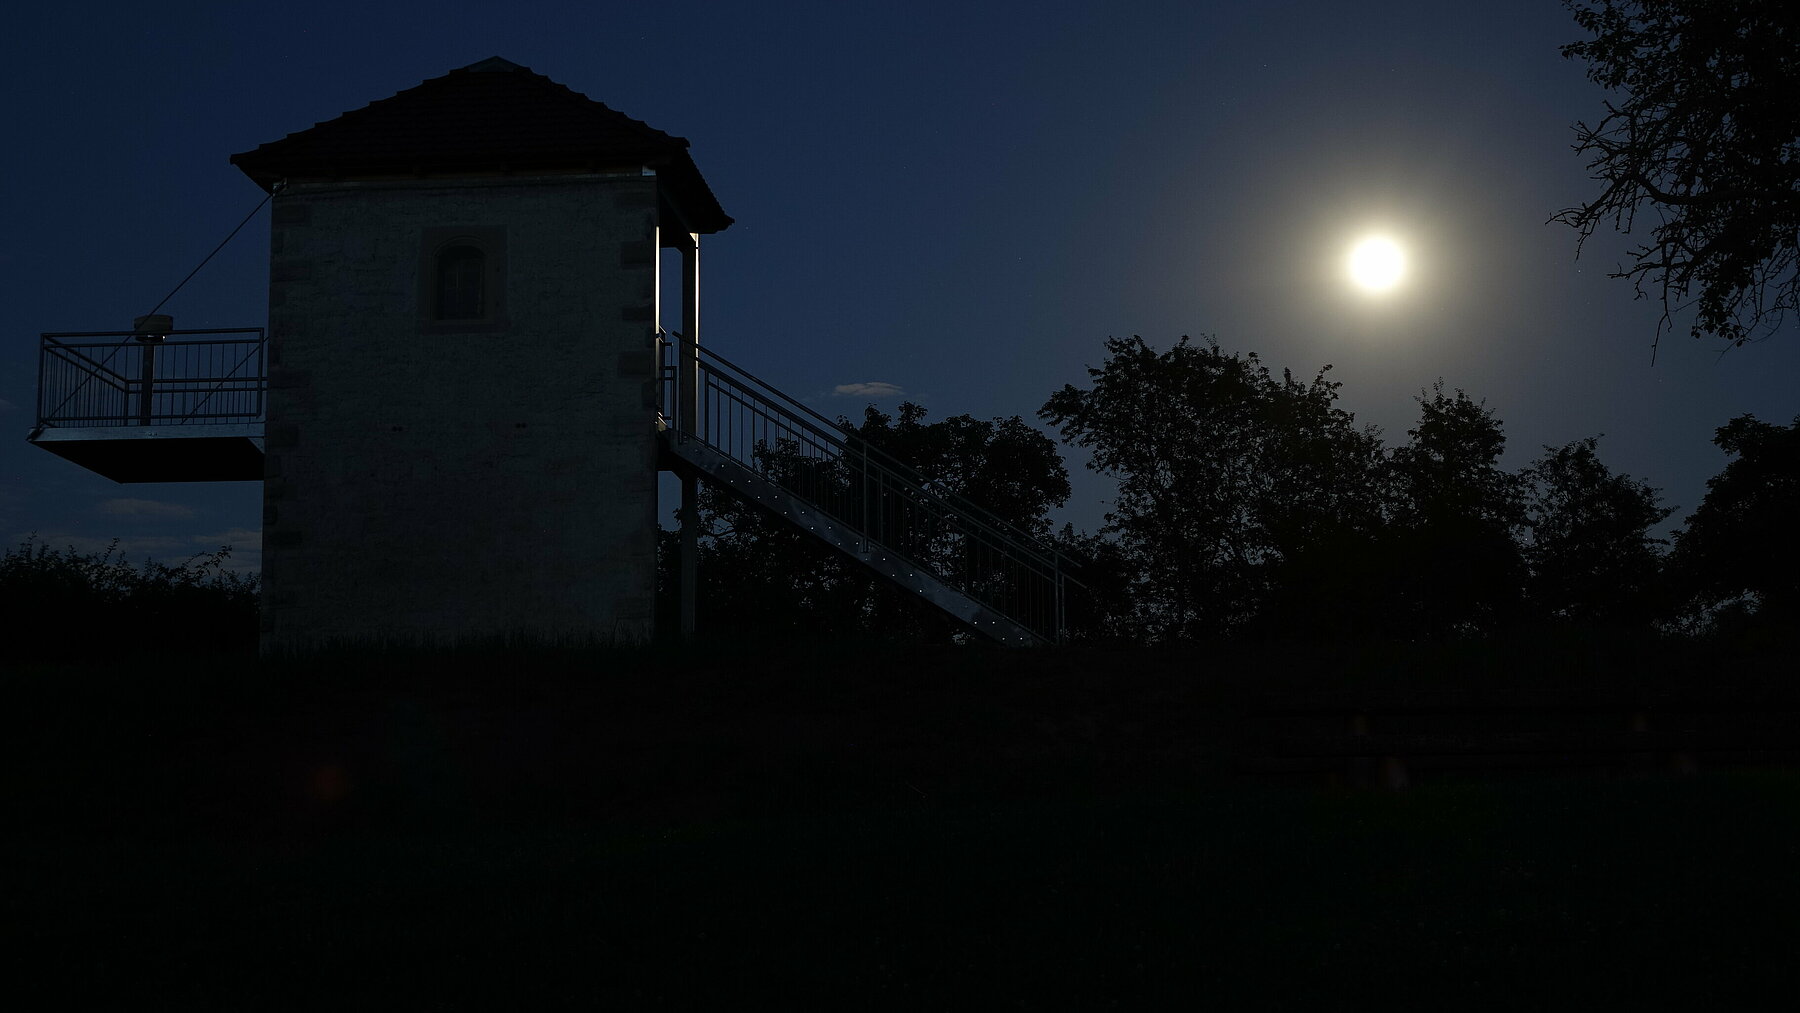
[6,1,1797,575]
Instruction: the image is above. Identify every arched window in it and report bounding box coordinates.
[419,226,505,333]
[435,245,486,320]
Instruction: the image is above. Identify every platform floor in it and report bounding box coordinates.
[29,424,264,482]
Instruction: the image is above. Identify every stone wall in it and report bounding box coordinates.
[261,173,662,649]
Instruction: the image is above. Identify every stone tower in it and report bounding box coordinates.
[230,57,731,649]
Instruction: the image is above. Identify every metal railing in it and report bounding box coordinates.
[659,331,1073,643]
[36,329,267,428]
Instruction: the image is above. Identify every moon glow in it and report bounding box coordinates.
[1348,236,1406,292]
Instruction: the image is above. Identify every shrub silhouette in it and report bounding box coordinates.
[1,537,259,661]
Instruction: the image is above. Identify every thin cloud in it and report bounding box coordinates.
[27,533,190,557]
[832,381,905,399]
[195,528,261,550]
[0,397,17,413]
[18,531,260,574]
[96,498,198,520]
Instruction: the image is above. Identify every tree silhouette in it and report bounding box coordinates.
[1672,414,1800,629]
[664,336,1800,649]
[1520,437,1673,625]
[1557,0,1800,349]
[1384,383,1527,637]
[1038,336,1385,639]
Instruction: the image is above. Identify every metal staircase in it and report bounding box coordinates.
[656,333,1073,645]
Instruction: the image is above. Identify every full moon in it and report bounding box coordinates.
[1347,236,1406,292]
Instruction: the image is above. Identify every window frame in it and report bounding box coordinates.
[419,226,507,334]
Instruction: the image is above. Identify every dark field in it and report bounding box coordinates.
[9,635,1800,1005]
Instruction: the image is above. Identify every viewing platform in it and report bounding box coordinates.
[28,328,267,482]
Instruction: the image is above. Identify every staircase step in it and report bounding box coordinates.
[660,431,1046,646]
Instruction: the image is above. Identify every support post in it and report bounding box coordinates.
[132,314,171,426]
[678,235,700,639]
[1055,568,1066,645]
[137,339,157,425]
[678,235,699,435]
[680,475,698,638]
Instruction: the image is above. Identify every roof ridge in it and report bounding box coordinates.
[252,61,686,151]
[461,56,525,72]
[227,59,730,232]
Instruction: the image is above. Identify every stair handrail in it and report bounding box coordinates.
[659,330,1074,574]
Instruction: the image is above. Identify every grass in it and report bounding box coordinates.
[9,636,1800,1004]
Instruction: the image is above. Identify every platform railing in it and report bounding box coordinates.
[658,331,1073,643]
[36,329,267,428]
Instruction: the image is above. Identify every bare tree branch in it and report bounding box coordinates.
[1555,0,1800,354]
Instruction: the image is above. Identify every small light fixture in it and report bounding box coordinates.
[133,314,173,341]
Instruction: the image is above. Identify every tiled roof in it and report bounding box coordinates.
[230,57,731,233]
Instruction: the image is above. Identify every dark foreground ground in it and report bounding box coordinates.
[8,634,1800,1006]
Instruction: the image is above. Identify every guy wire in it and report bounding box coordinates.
[143,181,285,318]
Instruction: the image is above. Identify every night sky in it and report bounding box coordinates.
[7,0,1798,578]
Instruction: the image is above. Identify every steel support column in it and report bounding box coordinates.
[678,234,700,639]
